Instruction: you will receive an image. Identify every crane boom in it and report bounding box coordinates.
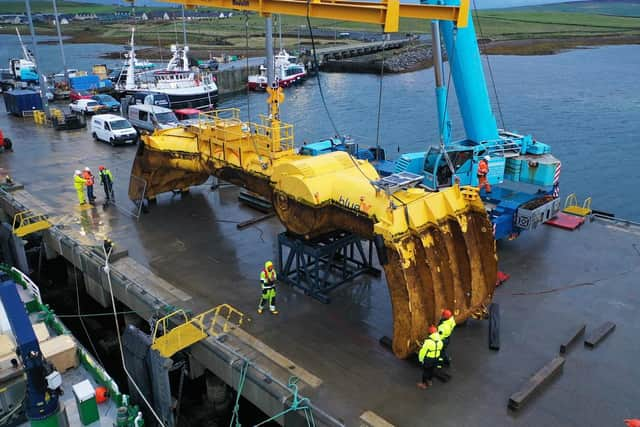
[160,0,469,32]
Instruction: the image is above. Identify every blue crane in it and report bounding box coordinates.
[302,1,562,240]
[0,277,66,427]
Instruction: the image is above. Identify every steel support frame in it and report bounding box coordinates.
[166,0,469,33]
[277,231,380,304]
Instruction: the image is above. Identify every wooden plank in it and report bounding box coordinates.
[508,356,565,411]
[559,324,586,354]
[489,303,500,350]
[232,327,323,388]
[584,321,616,348]
[360,411,395,427]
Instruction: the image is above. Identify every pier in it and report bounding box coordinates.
[0,113,638,426]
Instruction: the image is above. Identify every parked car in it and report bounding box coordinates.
[69,99,103,115]
[91,114,138,146]
[198,59,219,71]
[70,89,93,101]
[174,108,200,122]
[127,104,178,132]
[92,94,120,112]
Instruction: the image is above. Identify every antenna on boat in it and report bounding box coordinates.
[181,4,188,47]
[52,0,68,81]
[23,0,49,115]
[278,14,283,52]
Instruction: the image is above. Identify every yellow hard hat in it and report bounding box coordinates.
[265,260,273,269]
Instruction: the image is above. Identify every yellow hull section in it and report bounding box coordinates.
[129,110,497,358]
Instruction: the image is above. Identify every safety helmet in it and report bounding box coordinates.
[442,309,452,319]
[74,169,81,175]
[484,155,490,161]
[84,166,91,171]
[99,165,105,171]
[265,260,274,270]
[428,325,437,335]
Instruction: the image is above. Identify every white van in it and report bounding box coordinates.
[91,114,138,146]
[127,104,179,133]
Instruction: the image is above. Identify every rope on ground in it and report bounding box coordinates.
[230,359,250,427]
[254,377,316,427]
[511,266,640,296]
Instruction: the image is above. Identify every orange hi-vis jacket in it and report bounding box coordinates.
[478,159,489,176]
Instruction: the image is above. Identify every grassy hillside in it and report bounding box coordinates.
[510,0,640,17]
[0,0,170,14]
[1,0,638,56]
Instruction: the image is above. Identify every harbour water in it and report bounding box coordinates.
[1,38,638,219]
[0,34,124,74]
[221,44,640,221]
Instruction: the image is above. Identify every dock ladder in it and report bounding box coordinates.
[151,304,244,358]
[12,210,52,237]
[563,193,592,217]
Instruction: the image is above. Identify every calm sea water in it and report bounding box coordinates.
[0,33,124,74]
[219,44,640,221]
[2,34,638,220]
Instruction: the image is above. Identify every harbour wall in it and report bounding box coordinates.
[216,65,261,95]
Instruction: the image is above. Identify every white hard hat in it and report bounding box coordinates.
[484,155,491,161]
[74,170,81,175]
[84,166,91,171]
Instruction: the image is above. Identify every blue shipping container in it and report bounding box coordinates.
[3,90,43,116]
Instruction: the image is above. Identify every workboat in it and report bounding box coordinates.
[117,29,218,110]
[0,264,143,427]
[5,28,38,84]
[248,49,307,90]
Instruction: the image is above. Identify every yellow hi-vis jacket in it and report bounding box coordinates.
[74,175,86,190]
[260,268,277,290]
[438,316,456,340]
[418,332,443,363]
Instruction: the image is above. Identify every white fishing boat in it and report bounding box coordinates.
[248,49,306,90]
[117,29,218,110]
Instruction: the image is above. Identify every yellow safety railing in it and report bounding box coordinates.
[50,108,64,123]
[12,210,52,237]
[563,193,592,217]
[33,110,47,125]
[151,304,244,358]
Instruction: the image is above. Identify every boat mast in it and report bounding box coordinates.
[15,28,34,63]
[181,4,188,47]
[125,28,137,90]
[23,0,49,115]
[278,15,283,51]
[52,0,68,80]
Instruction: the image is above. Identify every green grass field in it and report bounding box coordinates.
[1,0,638,54]
[0,0,166,14]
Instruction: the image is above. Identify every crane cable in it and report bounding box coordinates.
[305,0,340,137]
[374,34,386,161]
[304,0,383,191]
[243,12,268,168]
[438,29,457,177]
[472,0,505,130]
